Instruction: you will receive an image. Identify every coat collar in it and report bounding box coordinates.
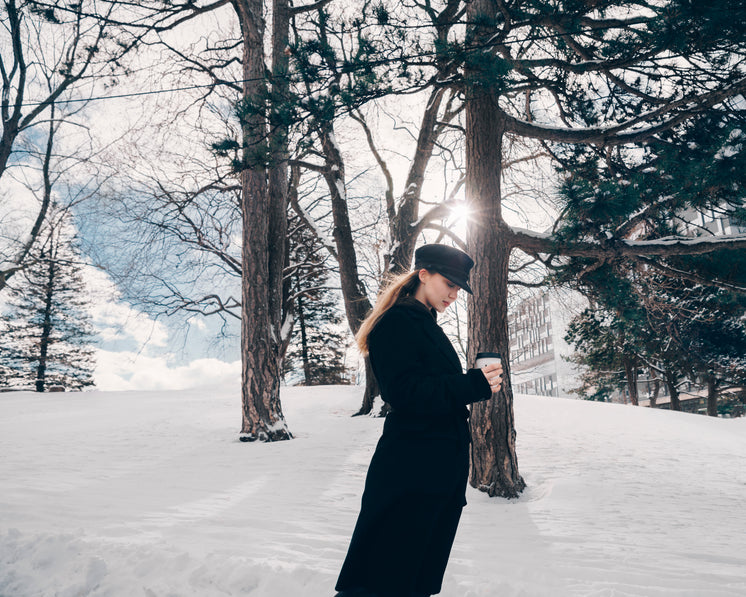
[394,295,438,321]
[392,296,462,373]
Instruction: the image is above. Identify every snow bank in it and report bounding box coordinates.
[1,386,744,596]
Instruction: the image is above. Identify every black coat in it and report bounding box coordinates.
[336,297,491,596]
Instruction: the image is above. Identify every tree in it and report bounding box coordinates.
[565,247,746,415]
[55,0,319,440]
[31,1,744,487]
[0,210,96,391]
[443,0,746,497]
[287,1,500,415]
[560,107,746,413]
[283,214,352,386]
[565,306,632,402]
[640,252,746,415]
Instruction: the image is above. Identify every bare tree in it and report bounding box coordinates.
[0,0,145,290]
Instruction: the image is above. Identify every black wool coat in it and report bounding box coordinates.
[336,297,492,595]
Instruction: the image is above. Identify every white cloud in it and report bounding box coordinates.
[94,349,240,391]
[92,300,169,348]
[84,266,169,349]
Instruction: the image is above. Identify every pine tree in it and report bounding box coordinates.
[565,306,632,402]
[564,250,746,413]
[283,215,352,386]
[0,214,96,392]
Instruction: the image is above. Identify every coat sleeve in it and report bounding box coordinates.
[369,310,492,416]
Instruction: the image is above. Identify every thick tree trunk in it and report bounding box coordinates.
[464,4,524,495]
[236,0,290,441]
[269,0,292,364]
[467,232,524,498]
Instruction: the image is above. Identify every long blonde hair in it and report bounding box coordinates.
[356,270,421,355]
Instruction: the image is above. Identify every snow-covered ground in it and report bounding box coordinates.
[1,385,745,597]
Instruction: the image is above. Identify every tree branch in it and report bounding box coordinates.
[510,226,746,258]
[502,77,746,146]
[350,109,395,221]
[639,256,746,294]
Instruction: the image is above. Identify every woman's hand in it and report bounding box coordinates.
[480,362,503,393]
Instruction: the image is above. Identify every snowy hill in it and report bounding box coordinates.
[1,386,745,597]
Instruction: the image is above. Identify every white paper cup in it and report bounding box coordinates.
[475,351,501,369]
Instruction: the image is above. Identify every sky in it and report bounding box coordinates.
[0,1,566,393]
[91,300,241,391]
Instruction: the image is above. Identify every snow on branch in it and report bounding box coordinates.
[509,225,746,258]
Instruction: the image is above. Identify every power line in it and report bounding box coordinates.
[19,81,243,108]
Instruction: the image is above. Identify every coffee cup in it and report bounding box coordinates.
[475,351,501,369]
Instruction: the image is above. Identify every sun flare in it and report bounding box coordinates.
[449,201,472,223]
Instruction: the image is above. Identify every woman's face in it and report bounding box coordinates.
[415,270,461,313]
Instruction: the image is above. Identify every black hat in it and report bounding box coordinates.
[414,243,475,294]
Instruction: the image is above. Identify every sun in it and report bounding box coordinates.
[449,201,472,223]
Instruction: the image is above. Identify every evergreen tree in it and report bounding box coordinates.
[283,215,352,386]
[0,213,96,391]
[556,106,746,413]
[565,249,746,413]
[565,306,634,403]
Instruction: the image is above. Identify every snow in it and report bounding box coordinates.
[334,178,347,201]
[293,201,336,256]
[280,312,295,344]
[1,385,745,596]
[509,226,552,240]
[625,233,746,247]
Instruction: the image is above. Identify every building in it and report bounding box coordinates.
[508,288,585,397]
[680,205,746,237]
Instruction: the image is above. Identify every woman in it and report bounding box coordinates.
[335,243,504,597]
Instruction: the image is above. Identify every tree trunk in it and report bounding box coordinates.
[467,232,524,498]
[236,0,290,441]
[464,0,524,496]
[664,369,682,411]
[0,0,23,180]
[35,255,56,393]
[354,357,380,416]
[318,128,377,413]
[623,358,639,406]
[269,0,293,365]
[649,368,660,408]
[386,87,447,273]
[297,290,312,385]
[706,372,718,417]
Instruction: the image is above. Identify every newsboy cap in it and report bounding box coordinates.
[414,243,475,294]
